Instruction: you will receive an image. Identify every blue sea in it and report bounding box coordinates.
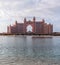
[0,35,60,65]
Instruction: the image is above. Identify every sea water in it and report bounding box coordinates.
[0,35,60,65]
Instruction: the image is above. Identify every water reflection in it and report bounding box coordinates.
[0,36,60,64]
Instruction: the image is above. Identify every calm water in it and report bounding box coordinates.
[0,36,60,65]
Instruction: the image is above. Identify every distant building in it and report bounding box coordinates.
[7,17,53,34]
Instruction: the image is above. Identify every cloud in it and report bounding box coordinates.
[0,0,60,32]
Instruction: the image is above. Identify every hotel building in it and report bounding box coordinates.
[7,17,53,34]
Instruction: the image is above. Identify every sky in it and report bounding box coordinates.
[0,0,60,32]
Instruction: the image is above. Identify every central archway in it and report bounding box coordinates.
[26,25,33,33]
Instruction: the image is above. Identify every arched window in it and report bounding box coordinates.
[26,25,33,32]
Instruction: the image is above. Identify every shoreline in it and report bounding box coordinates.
[0,33,60,36]
[0,34,59,36]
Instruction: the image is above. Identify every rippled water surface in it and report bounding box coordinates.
[0,35,60,65]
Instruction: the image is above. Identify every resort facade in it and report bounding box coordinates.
[7,17,53,34]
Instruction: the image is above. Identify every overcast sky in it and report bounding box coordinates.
[0,0,60,32]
